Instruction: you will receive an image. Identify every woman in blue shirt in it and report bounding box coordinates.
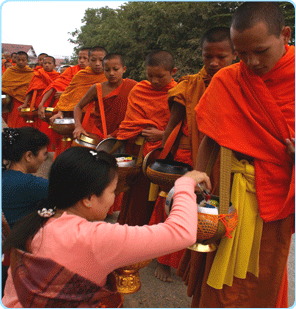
[2,127,50,229]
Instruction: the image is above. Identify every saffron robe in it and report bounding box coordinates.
[83,78,138,138]
[149,68,212,269]
[26,68,60,109]
[2,65,34,128]
[55,66,107,112]
[178,45,295,308]
[52,67,107,159]
[117,79,177,156]
[117,79,176,226]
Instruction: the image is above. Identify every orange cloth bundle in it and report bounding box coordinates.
[55,66,107,112]
[117,79,177,155]
[196,45,295,222]
[2,65,34,103]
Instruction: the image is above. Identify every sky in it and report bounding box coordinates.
[1,1,126,59]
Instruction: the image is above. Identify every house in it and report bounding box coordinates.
[2,43,38,64]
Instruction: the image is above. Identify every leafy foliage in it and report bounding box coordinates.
[68,1,294,81]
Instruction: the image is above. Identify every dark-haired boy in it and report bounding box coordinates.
[151,27,237,283]
[116,50,177,226]
[38,48,90,119]
[180,3,294,307]
[19,56,59,135]
[34,53,48,71]
[2,51,34,127]
[73,53,137,140]
[49,47,108,159]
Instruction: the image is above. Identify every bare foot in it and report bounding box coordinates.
[154,263,172,282]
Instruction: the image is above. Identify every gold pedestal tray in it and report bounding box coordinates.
[114,259,152,294]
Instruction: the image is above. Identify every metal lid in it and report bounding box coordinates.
[53,117,75,124]
[95,138,125,154]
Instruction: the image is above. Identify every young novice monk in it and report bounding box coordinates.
[20,56,59,132]
[73,53,137,140]
[34,53,48,71]
[180,3,294,307]
[38,48,89,119]
[152,27,237,283]
[116,50,177,226]
[2,51,34,128]
[49,46,108,159]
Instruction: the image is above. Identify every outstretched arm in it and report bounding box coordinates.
[73,84,98,139]
[38,88,55,119]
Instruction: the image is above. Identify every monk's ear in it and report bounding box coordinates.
[123,66,127,74]
[282,26,291,45]
[233,51,238,61]
[171,67,177,76]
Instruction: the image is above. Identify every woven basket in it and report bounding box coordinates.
[146,167,183,193]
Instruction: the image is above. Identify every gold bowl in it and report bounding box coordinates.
[52,118,75,141]
[19,107,38,123]
[114,260,152,294]
[72,133,102,149]
[43,107,55,122]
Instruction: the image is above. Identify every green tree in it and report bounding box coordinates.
[68,1,294,80]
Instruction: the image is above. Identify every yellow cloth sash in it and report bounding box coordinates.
[207,155,263,289]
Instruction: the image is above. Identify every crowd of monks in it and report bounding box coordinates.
[1,2,295,307]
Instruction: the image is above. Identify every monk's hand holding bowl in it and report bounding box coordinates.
[17,103,28,112]
[183,170,212,193]
[73,125,88,140]
[38,105,46,119]
[141,127,164,142]
[49,111,63,123]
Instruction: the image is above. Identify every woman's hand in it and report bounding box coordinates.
[183,170,212,192]
[73,125,88,140]
[141,127,164,142]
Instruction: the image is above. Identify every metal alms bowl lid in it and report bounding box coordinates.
[1,94,7,99]
[53,117,75,125]
[95,138,126,154]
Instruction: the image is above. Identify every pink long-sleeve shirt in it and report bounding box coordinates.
[3,177,197,307]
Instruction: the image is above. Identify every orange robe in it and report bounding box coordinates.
[179,45,295,308]
[83,78,138,138]
[82,78,138,215]
[116,79,177,226]
[53,66,107,159]
[149,68,212,269]
[2,65,34,128]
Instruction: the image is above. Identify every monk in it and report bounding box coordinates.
[19,56,59,136]
[73,53,137,216]
[49,46,108,159]
[73,53,137,140]
[2,52,13,74]
[11,53,17,65]
[179,3,294,307]
[151,27,237,283]
[116,50,177,226]
[60,65,71,74]
[38,48,89,119]
[34,53,48,71]
[3,61,12,71]
[2,51,34,128]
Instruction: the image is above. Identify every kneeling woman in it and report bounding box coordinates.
[3,147,211,308]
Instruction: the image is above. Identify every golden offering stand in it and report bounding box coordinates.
[19,107,38,123]
[114,260,152,294]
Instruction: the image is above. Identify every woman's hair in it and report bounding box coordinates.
[2,127,50,170]
[3,147,118,252]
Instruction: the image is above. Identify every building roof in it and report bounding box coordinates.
[2,43,37,57]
